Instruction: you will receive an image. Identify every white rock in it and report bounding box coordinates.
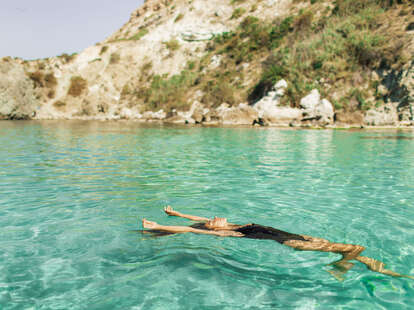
[217,103,258,125]
[180,31,214,42]
[317,99,334,122]
[0,61,36,119]
[120,107,142,119]
[364,104,399,126]
[300,90,334,124]
[142,109,166,120]
[210,55,222,69]
[216,103,230,114]
[253,79,297,123]
[120,108,133,119]
[264,107,302,124]
[378,85,388,96]
[152,109,166,119]
[275,79,288,93]
[300,89,320,110]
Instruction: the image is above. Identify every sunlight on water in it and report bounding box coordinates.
[0,121,413,309]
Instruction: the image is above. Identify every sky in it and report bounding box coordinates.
[0,0,144,60]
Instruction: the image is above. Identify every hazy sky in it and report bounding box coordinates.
[0,0,144,60]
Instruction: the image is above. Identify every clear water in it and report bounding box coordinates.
[1,121,414,310]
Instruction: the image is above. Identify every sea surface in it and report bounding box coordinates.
[1,121,413,310]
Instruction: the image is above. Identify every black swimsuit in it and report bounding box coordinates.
[235,224,306,244]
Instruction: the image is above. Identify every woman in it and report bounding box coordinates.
[142,206,413,280]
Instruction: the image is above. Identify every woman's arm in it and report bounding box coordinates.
[142,219,243,237]
[164,206,210,222]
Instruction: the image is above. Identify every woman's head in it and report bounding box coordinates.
[205,217,228,229]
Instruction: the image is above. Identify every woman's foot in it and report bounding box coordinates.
[326,261,355,282]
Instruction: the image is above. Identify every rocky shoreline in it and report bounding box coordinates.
[21,79,411,130]
[1,66,412,128]
[1,0,413,129]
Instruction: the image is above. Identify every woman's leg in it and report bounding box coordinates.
[284,237,413,279]
[283,237,365,280]
[356,256,414,279]
[284,238,365,261]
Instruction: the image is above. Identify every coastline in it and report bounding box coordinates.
[2,118,413,131]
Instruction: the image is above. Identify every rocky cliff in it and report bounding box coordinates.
[1,0,413,127]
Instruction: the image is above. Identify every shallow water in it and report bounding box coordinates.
[1,121,414,309]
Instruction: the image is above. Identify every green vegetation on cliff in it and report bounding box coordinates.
[130,0,412,114]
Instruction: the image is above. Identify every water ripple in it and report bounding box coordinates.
[0,122,413,309]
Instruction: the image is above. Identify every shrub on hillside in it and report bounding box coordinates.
[109,53,121,64]
[28,71,44,88]
[100,46,108,55]
[44,73,57,89]
[174,13,184,23]
[246,0,408,107]
[293,10,313,33]
[67,76,87,97]
[202,79,236,107]
[135,71,196,111]
[164,39,180,51]
[53,101,66,110]
[129,28,149,40]
[231,8,246,19]
[59,53,77,63]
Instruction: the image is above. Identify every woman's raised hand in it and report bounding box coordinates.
[142,218,159,229]
[164,205,178,216]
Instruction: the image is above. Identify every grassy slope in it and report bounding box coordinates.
[120,0,414,114]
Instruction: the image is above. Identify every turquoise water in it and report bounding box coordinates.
[1,121,414,309]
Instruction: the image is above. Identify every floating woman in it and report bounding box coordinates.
[142,206,413,280]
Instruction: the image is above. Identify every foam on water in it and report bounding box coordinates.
[0,121,413,309]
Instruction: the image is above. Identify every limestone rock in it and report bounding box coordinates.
[266,107,302,125]
[120,107,142,119]
[253,79,300,124]
[165,114,190,124]
[300,89,334,124]
[274,79,288,96]
[334,111,364,126]
[142,109,167,120]
[190,101,205,123]
[300,89,320,111]
[397,61,414,123]
[0,61,37,120]
[164,101,210,124]
[209,55,222,70]
[180,31,215,42]
[364,103,399,126]
[217,103,258,125]
[317,99,334,121]
[398,103,413,123]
